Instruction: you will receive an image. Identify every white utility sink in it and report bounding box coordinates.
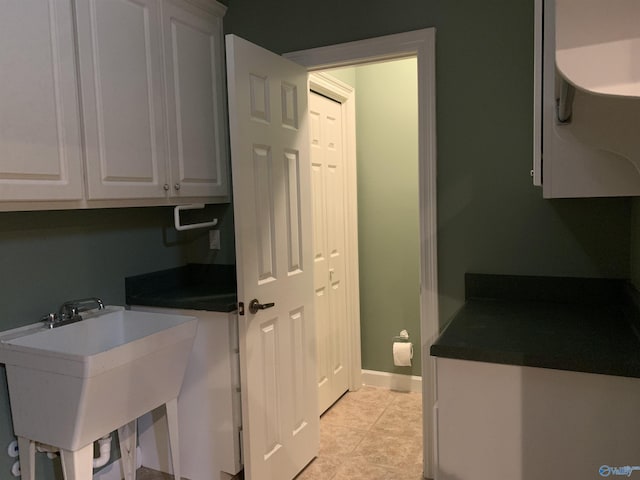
[0,306,197,452]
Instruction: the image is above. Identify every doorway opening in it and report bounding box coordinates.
[286,28,438,478]
[310,58,421,416]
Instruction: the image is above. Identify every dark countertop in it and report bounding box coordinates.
[126,264,237,312]
[430,274,640,378]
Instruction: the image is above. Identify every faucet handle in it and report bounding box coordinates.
[58,297,104,317]
[41,313,58,329]
[58,302,77,320]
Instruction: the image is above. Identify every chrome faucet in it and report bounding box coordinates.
[42,297,105,329]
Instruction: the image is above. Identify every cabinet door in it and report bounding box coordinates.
[76,0,168,200]
[0,0,83,202]
[162,1,229,199]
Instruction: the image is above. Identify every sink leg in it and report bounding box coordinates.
[17,437,35,480]
[118,420,137,480]
[166,398,181,480]
[60,444,93,480]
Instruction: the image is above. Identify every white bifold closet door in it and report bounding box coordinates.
[309,91,350,415]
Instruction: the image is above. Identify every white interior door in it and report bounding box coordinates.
[226,35,319,480]
[309,91,350,414]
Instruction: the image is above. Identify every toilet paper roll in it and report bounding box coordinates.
[393,341,413,367]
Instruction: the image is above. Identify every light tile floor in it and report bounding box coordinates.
[296,386,423,480]
[137,386,423,480]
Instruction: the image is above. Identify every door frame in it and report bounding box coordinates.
[286,28,438,478]
[308,72,362,393]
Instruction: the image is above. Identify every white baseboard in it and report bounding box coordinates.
[361,369,422,393]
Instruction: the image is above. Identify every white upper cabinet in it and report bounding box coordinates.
[76,0,168,200]
[0,1,84,202]
[163,1,229,199]
[0,0,228,210]
[534,0,640,198]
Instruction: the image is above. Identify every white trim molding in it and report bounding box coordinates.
[362,369,422,393]
[286,28,438,479]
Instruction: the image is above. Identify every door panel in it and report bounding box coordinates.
[285,151,304,273]
[163,1,228,197]
[252,145,277,282]
[226,34,318,480]
[259,317,281,459]
[0,0,83,201]
[76,0,166,199]
[309,91,349,414]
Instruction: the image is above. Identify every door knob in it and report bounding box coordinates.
[249,299,275,314]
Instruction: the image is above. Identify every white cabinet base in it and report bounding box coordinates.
[134,307,242,479]
[435,358,640,480]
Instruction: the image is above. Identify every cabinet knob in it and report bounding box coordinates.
[174,183,181,191]
[163,184,170,191]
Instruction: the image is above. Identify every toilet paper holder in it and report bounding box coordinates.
[392,329,411,342]
[392,335,411,342]
[392,330,413,367]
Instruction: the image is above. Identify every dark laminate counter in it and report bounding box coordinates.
[125,264,237,312]
[430,274,640,378]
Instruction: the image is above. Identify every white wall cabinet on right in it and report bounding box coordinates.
[76,0,229,202]
[533,0,640,198]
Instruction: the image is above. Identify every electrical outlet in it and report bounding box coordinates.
[209,229,221,250]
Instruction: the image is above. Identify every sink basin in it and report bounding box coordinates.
[0,306,197,451]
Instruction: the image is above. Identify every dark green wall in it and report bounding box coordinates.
[0,209,179,324]
[329,63,423,376]
[0,0,633,475]
[225,0,631,329]
[184,203,236,265]
[345,60,422,376]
